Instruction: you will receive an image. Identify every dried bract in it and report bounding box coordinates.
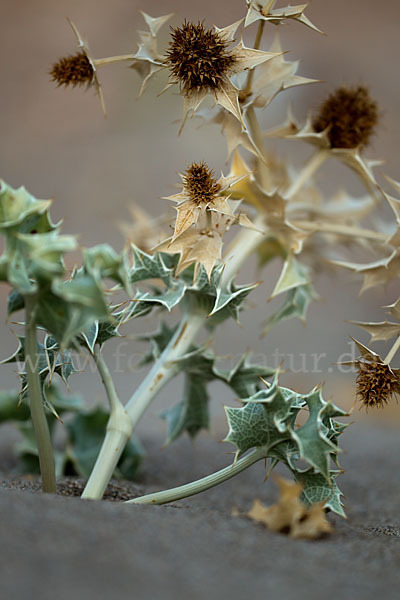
[313,86,378,149]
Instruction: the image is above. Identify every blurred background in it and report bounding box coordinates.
[1,0,399,465]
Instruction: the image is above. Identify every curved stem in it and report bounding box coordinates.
[25,296,56,493]
[283,148,329,200]
[126,447,267,505]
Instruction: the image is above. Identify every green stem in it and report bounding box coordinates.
[126,447,267,505]
[82,309,206,499]
[81,347,133,500]
[25,296,56,493]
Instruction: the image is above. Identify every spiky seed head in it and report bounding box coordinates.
[165,21,236,94]
[182,162,221,205]
[356,359,400,408]
[50,52,94,88]
[313,85,378,149]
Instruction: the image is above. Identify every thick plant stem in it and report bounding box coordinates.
[126,447,267,505]
[81,347,133,500]
[283,148,329,200]
[82,310,206,499]
[384,335,400,365]
[25,296,56,493]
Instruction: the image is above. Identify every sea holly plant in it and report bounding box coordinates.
[0,2,397,530]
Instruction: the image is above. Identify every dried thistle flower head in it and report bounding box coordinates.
[356,359,400,408]
[50,19,106,115]
[165,21,237,94]
[313,85,378,149]
[182,162,221,205]
[164,160,254,241]
[50,52,94,88]
[340,338,400,409]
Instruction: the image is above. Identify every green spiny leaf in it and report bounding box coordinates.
[84,244,131,292]
[290,388,341,480]
[213,354,276,398]
[263,284,315,335]
[294,468,346,517]
[0,180,52,231]
[161,375,210,444]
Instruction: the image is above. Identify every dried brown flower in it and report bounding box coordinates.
[50,51,94,88]
[165,21,236,94]
[182,162,221,205]
[313,85,378,149]
[356,359,400,408]
[339,338,400,409]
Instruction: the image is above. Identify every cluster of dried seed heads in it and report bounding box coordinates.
[165,21,236,94]
[313,85,378,149]
[182,162,221,205]
[50,52,94,88]
[356,359,400,408]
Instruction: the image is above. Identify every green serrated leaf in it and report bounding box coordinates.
[271,253,311,298]
[224,380,294,456]
[0,180,52,231]
[16,230,77,281]
[294,468,346,517]
[290,389,341,480]
[209,280,259,323]
[263,284,315,334]
[131,246,173,284]
[84,244,131,292]
[161,375,210,443]
[136,321,178,366]
[36,272,110,348]
[134,280,186,311]
[214,354,276,398]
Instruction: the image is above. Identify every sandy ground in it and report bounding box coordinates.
[1,421,399,600]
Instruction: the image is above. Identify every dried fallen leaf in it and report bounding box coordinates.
[245,475,332,539]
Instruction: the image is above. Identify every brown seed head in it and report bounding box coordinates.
[50,52,94,88]
[313,85,378,149]
[165,21,236,94]
[356,359,400,408]
[182,162,221,205]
